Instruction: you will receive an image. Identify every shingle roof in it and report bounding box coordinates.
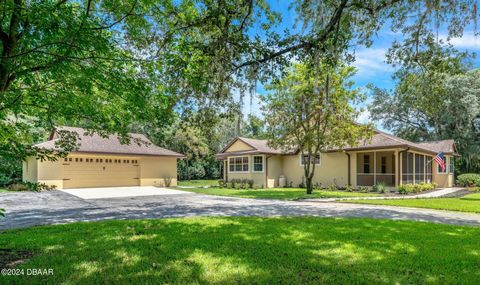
[35,126,185,157]
[217,131,459,157]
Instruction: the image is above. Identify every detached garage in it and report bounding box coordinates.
[22,126,185,189]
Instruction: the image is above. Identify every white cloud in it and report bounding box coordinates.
[356,109,371,124]
[443,32,480,49]
[352,48,393,79]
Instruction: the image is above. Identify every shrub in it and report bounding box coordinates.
[397,184,414,194]
[358,186,370,193]
[9,182,56,192]
[230,179,237,189]
[372,182,387,193]
[0,208,4,218]
[164,177,173,187]
[325,184,337,191]
[397,183,436,194]
[457,173,480,187]
[247,179,254,189]
[345,185,354,192]
[314,182,322,190]
[218,179,227,188]
[298,177,306,188]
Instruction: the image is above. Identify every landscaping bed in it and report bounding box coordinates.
[343,192,480,213]
[1,217,479,284]
[178,187,379,200]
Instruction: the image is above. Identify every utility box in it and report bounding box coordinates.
[279,175,286,187]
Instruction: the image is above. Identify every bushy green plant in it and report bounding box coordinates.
[345,185,354,192]
[218,179,227,188]
[247,179,254,189]
[457,173,480,187]
[9,182,56,192]
[397,183,436,194]
[372,182,387,193]
[0,208,5,218]
[314,182,322,190]
[358,186,370,193]
[164,177,173,187]
[326,184,337,191]
[298,177,306,188]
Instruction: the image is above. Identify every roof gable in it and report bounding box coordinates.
[223,139,255,153]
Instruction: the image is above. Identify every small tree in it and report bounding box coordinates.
[263,63,372,194]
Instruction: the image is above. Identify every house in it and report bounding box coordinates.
[23,126,185,189]
[216,130,459,188]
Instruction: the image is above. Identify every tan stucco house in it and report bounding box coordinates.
[216,130,459,188]
[23,126,185,189]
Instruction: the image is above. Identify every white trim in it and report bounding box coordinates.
[299,153,321,166]
[227,155,250,173]
[252,155,264,173]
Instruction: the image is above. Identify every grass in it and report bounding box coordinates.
[0,188,9,192]
[1,217,479,284]
[179,187,378,200]
[177,179,218,187]
[344,192,480,213]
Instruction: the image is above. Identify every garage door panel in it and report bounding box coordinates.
[63,162,139,188]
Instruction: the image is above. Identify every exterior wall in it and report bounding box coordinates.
[22,156,39,183]
[281,152,349,187]
[266,155,283,188]
[37,158,64,189]
[225,154,267,187]
[139,156,178,187]
[432,155,453,188]
[23,153,179,189]
[224,140,254,152]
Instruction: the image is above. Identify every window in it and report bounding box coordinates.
[79,158,83,162]
[64,158,68,162]
[363,155,370,173]
[381,157,387,174]
[100,159,103,163]
[253,156,264,172]
[75,158,79,162]
[69,158,72,162]
[402,152,414,183]
[228,156,249,172]
[449,157,454,174]
[301,154,321,165]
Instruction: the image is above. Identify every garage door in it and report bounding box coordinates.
[63,161,139,188]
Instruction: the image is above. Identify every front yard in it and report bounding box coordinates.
[178,187,379,200]
[344,193,480,213]
[1,217,479,284]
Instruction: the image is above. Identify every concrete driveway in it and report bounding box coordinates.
[1,188,480,230]
[61,186,191,199]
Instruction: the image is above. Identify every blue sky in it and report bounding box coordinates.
[242,1,480,129]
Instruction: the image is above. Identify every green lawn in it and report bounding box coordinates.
[179,187,378,200]
[1,217,479,284]
[177,179,218,187]
[344,193,480,213]
[0,188,9,192]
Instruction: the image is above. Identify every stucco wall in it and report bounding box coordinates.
[266,155,283,187]
[139,156,178,186]
[281,152,349,187]
[432,155,453,188]
[22,156,38,183]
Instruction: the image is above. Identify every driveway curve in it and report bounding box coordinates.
[1,190,480,230]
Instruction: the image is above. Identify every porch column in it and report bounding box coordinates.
[394,150,399,187]
[373,151,377,185]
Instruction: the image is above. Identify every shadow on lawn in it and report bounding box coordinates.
[1,217,480,284]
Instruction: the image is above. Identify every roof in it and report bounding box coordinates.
[35,126,185,157]
[217,131,459,158]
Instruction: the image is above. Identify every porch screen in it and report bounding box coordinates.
[402,152,414,184]
[426,156,433,183]
[415,154,425,182]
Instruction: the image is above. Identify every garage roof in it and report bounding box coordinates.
[35,126,185,157]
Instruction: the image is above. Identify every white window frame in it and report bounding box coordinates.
[299,153,321,166]
[228,156,250,173]
[449,156,454,174]
[252,155,264,173]
[436,156,448,175]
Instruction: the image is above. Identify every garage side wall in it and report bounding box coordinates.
[22,156,38,183]
[37,159,64,189]
[139,156,178,187]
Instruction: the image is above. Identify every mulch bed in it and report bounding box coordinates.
[0,249,33,268]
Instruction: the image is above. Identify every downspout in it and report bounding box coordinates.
[344,152,351,186]
[398,148,409,186]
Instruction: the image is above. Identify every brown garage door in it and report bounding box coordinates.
[63,161,139,188]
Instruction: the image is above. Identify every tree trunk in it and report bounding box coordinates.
[306,176,313,194]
